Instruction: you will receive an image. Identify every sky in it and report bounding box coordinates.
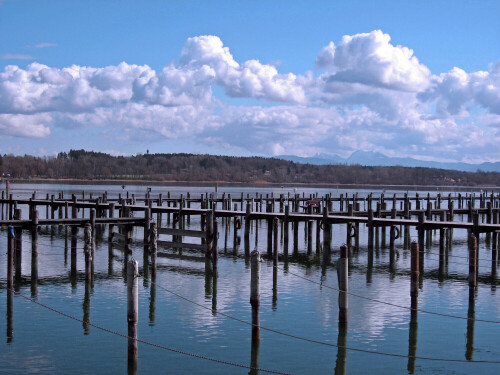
[0,0,499,163]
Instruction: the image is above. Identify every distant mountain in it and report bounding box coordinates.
[277,151,500,173]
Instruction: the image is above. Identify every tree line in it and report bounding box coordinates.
[0,150,499,186]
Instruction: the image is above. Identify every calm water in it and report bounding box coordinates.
[0,183,499,374]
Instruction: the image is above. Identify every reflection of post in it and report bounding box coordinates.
[83,276,91,335]
[31,210,39,297]
[212,271,218,315]
[407,296,418,373]
[127,260,138,375]
[7,289,13,343]
[250,250,260,375]
[466,288,475,361]
[149,272,156,326]
[334,322,347,375]
[408,241,419,373]
[337,245,348,323]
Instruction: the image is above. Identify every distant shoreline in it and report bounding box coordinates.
[4,178,499,192]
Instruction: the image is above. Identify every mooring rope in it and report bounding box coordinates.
[277,266,500,324]
[0,283,292,375]
[147,277,500,363]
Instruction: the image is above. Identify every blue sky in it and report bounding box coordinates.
[0,0,499,162]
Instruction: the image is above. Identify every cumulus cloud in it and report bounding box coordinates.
[316,30,431,92]
[0,31,498,163]
[180,35,307,103]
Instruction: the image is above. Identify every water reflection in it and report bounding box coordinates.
[6,289,13,344]
[407,296,418,373]
[466,288,476,361]
[334,322,347,375]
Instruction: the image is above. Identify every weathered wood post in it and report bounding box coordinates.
[472,212,480,273]
[143,207,151,255]
[346,204,353,252]
[410,241,419,300]
[273,217,279,266]
[84,223,92,283]
[468,234,477,288]
[14,208,22,282]
[283,205,289,255]
[322,207,331,253]
[206,210,215,272]
[108,203,115,242]
[390,208,397,250]
[417,211,425,273]
[7,225,14,289]
[244,202,251,256]
[266,203,273,256]
[337,245,348,323]
[367,208,374,252]
[127,259,138,373]
[150,222,157,278]
[250,250,261,321]
[439,212,447,280]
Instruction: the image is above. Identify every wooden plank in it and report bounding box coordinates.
[158,228,206,237]
[157,240,207,251]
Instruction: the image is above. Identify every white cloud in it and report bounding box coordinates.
[316,30,431,92]
[0,31,498,162]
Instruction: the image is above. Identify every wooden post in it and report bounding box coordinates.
[144,207,151,255]
[266,203,273,256]
[410,241,419,299]
[14,208,22,282]
[417,211,425,273]
[127,259,138,372]
[337,245,348,323]
[250,250,261,308]
[150,222,157,278]
[367,208,374,252]
[322,207,331,253]
[346,204,353,251]
[108,203,115,242]
[273,217,278,266]
[206,210,214,271]
[468,234,477,288]
[7,225,14,289]
[84,223,92,282]
[283,205,289,255]
[244,202,251,255]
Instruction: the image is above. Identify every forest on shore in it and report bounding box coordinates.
[0,150,499,187]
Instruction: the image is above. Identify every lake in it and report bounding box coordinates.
[0,182,499,374]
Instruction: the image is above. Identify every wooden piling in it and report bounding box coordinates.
[410,241,419,299]
[468,234,477,288]
[273,217,278,266]
[250,250,261,308]
[7,225,14,289]
[14,208,22,281]
[322,207,331,253]
[150,222,157,278]
[127,259,138,372]
[84,223,92,282]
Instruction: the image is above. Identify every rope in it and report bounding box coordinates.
[0,283,291,375]
[279,266,500,324]
[148,277,500,363]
